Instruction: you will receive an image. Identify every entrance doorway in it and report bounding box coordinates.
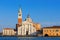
[26,31,28,35]
[56,33,58,36]
[44,34,49,37]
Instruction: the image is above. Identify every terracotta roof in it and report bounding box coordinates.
[43,26,60,28]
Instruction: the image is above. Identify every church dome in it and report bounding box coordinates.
[25,14,32,23]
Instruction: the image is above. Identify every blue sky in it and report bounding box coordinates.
[0,0,60,32]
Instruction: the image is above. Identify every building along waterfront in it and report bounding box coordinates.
[43,26,60,37]
[3,28,16,36]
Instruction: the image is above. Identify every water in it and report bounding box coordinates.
[0,37,60,40]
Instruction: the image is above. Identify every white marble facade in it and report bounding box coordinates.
[18,16,36,35]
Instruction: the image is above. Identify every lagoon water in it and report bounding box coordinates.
[0,37,60,40]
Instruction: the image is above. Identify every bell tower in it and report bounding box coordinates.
[18,8,22,25]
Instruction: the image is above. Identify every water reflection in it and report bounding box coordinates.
[0,37,60,40]
[18,37,36,40]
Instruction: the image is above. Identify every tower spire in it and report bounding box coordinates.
[18,8,22,13]
[18,8,22,18]
[27,14,30,18]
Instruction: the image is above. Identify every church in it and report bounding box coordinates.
[2,8,41,36]
[17,8,41,36]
